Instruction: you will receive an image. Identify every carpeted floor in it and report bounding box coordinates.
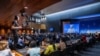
[79,42,100,56]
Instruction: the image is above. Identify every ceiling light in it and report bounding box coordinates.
[24,6,28,9]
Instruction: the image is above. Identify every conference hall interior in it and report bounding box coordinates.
[0,0,100,56]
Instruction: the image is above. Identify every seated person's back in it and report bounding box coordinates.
[27,47,40,56]
[0,43,12,56]
[0,49,12,56]
[18,37,24,46]
[43,39,57,55]
[44,44,57,55]
[26,40,40,56]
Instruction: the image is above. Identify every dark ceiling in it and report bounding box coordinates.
[0,0,61,27]
[42,0,99,14]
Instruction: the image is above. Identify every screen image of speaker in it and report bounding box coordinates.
[63,24,79,33]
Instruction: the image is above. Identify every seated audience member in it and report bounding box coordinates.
[95,34,100,42]
[82,35,87,43]
[55,34,60,43]
[26,40,40,56]
[43,39,57,56]
[17,36,25,49]
[8,37,14,50]
[59,38,67,51]
[0,43,12,56]
[80,35,88,50]
[41,38,49,48]
[40,38,49,56]
[26,35,32,41]
[24,39,30,46]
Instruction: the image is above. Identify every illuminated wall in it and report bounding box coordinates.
[79,16,100,33]
[61,16,100,33]
[45,2,100,32]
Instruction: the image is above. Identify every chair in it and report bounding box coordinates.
[48,51,62,56]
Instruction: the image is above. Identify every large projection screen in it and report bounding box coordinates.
[63,24,79,33]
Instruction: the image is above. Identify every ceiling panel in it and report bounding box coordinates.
[0,0,61,27]
[42,0,98,14]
